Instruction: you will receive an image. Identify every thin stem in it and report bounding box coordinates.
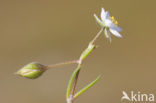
[67,95,74,103]
[66,65,81,99]
[71,69,80,95]
[67,28,104,103]
[90,28,104,45]
[70,28,103,95]
[46,60,79,69]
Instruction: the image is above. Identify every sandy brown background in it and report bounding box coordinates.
[0,0,156,103]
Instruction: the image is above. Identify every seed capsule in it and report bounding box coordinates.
[16,62,46,79]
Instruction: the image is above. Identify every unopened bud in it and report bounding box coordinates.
[16,62,46,79]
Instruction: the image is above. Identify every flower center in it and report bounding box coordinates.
[110,16,118,25]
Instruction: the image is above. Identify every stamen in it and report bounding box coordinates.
[111,16,118,25]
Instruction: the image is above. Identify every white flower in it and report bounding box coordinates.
[94,8,122,42]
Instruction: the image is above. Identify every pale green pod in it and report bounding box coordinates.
[79,44,95,61]
[16,62,46,79]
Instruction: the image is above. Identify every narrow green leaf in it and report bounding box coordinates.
[66,65,81,99]
[74,75,101,98]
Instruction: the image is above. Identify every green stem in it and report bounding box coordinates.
[71,70,80,95]
[66,28,103,103]
[66,65,81,99]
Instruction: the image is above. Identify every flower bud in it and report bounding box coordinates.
[16,62,46,79]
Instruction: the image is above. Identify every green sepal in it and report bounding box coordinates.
[94,14,105,27]
[74,75,101,98]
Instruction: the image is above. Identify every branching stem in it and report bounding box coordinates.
[46,60,79,69]
[71,66,80,95]
[67,28,103,103]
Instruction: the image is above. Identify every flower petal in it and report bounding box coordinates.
[110,29,122,38]
[104,29,112,42]
[104,28,109,38]
[101,8,106,21]
[105,11,110,19]
[110,24,122,32]
[105,19,114,27]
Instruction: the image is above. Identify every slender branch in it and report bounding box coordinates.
[67,28,104,103]
[90,28,104,45]
[66,65,81,99]
[67,70,80,103]
[71,69,80,95]
[46,60,79,69]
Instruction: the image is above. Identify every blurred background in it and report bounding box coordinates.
[0,0,156,103]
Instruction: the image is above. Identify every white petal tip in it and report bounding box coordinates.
[110,29,122,38]
[116,34,122,38]
[120,35,123,38]
[118,34,123,38]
